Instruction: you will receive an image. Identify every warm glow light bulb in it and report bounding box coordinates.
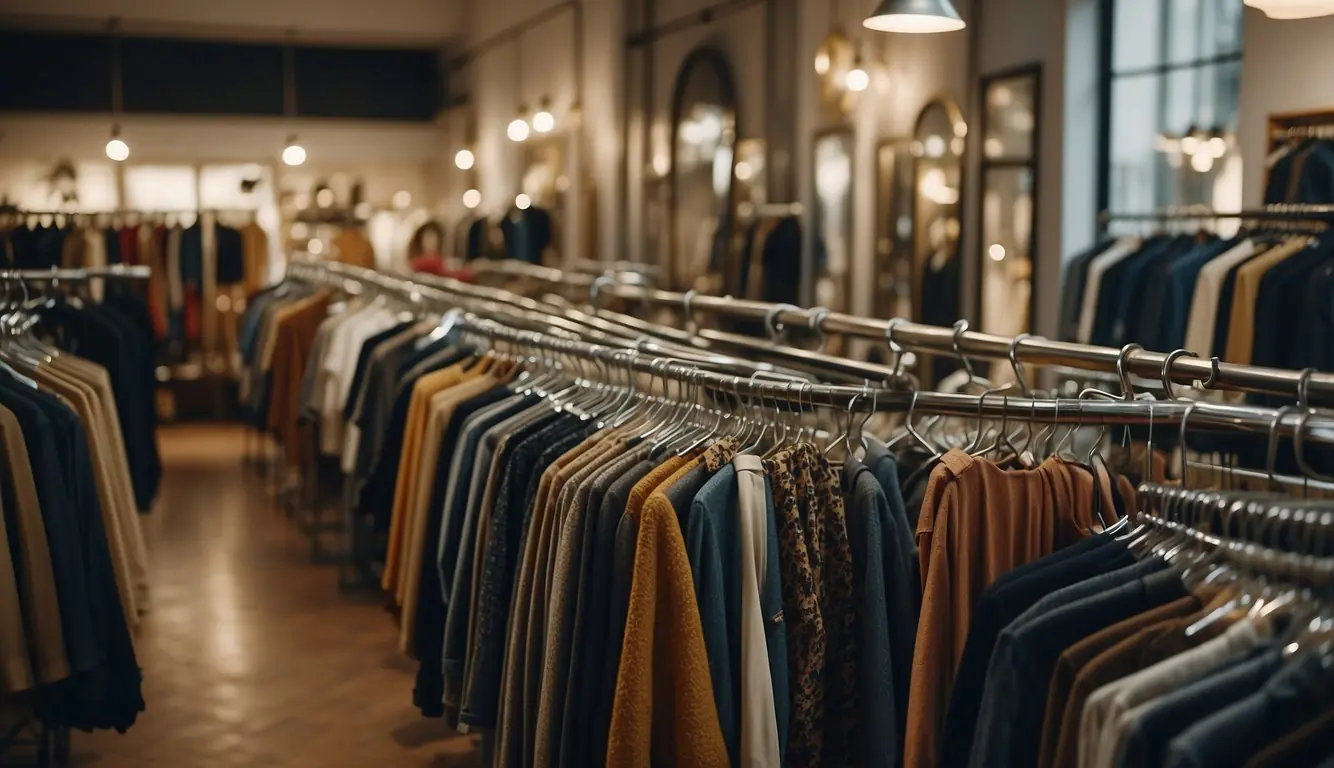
[392,190,412,209]
[462,188,482,209]
[105,138,129,162]
[508,117,530,142]
[1191,151,1215,173]
[845,67,870,92]
[814,51,831,75]
[532,109,555,133]
[515,193,532,210]
[1179,135,1200,155]
[454,148,475,170]
[282,143,307,166]
[988,243,1007,261]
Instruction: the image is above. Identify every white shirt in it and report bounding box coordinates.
[321,304,397,457]
[1076,238,1142,343]
[733,454,781,768]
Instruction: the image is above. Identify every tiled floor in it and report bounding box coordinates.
[3,425,480,767]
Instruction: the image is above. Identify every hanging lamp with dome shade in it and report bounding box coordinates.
[1244,0,1334,18]
[863,0,966,33]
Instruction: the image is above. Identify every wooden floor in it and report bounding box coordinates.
[4,424,480,767]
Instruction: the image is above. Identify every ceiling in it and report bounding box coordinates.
[0,0,466,47]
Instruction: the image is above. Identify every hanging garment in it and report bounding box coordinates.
[333,227,377,269]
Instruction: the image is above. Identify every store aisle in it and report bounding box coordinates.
[61,424,480,768]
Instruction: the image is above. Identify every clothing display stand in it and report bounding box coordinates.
[281,256,1334,441]
[266,255,1334,602]
[0,263,153,768]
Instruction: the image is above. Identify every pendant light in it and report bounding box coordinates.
[105,20,129,162]
[863,0,966,33]
[1244,0,1334,18]
[845,54,870,92]
[532,97,555,134]
[507,34,530,143]
[282,134,307,166]
[508,107,531,142]
[105,124,129,162]
[280,40,308,165]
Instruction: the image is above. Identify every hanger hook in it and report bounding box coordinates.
[1265,405,1297,491]
[589,275,615,308]
[764,303,797,344]
[1178,401,1197,484]
[1160,349,1197,400]
[885,317,909,382]
[1296,366,1316,408]
[808,306,831,353]
[1008,332,1036,396]
[1115,343,1143,400]
[682,289,697,333]
[951,319,976,385]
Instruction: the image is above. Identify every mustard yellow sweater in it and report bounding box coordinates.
[607,456,729,767]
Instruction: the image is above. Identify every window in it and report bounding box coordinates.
[1099,0,1244,214]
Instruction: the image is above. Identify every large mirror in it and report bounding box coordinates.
[912,98,966,383]
[669,47,737,290]
[812,127,855,317]
[875,138,915,324]
[979,64,1039,380]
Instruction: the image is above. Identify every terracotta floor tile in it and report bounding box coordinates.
[1,425,479,768]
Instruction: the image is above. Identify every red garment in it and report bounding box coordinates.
[410,253,474,282]
[184,287,201,343]
[118,225,140,265]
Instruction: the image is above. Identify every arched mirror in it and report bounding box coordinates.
[669,47,737,290]
[875,138,915,323]
[912,98,966,382]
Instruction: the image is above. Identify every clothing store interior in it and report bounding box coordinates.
[5,0,1334,766]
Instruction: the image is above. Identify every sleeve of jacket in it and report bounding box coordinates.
[850,484,899,767]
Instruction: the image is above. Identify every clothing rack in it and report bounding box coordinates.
[0,265,152,282]
[1098,204,1334,227]
[737,201,805,219]
[287,258,1334,449]
[1271,123,1334,140]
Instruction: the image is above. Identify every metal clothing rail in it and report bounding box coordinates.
[588,283,1334,406]
[0,265,152,281]
[290,257,1334,448]
[1098,203,1334,224]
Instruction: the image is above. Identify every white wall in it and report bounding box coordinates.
[1238,7,1334,207]
[971,0,1068,336]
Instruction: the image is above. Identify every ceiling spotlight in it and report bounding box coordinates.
[532,98,555,134]
[282,134,306,166]
[105,124,129,162]
[863,0,966,32]
[454,148,475,170]
[508,107,531,142]
[462,188,481,209]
